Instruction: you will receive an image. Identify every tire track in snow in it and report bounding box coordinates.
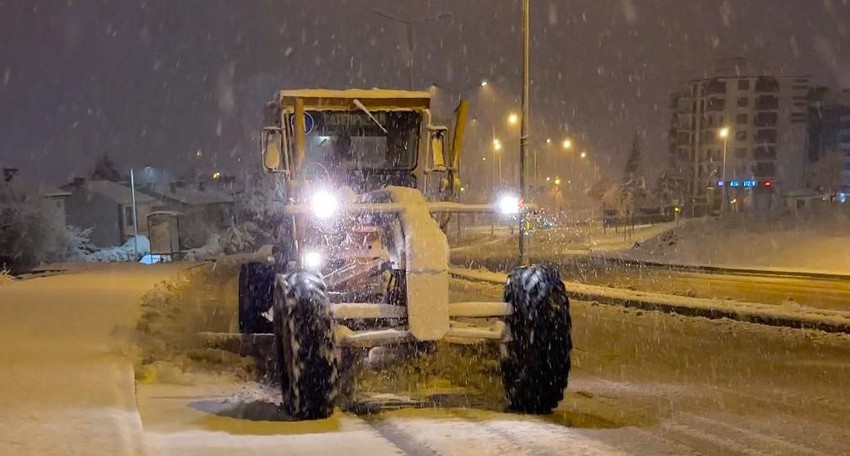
[677,413,828,456]
[373,415,533,456]
[659,421,767,456]
[363,418,440,456]
[366,408,633,456]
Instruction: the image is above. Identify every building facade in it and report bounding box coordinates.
[806,88,850,197]
[669,59,810,213]
[62,179,159,248]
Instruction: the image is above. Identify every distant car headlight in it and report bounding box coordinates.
[498,195,521,215]
[310,190,338,219]
[302,250,323,270]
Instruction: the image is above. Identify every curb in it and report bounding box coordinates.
[591,256,850,282]
[450,268,850,334]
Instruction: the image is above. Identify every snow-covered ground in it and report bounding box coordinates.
[4,261,850,454]
[136,277,850,454]
[454,209,850,276]
[451,222,677,266]
[623,210,850,274]
[0,263,188,455]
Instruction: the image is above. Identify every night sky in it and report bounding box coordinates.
[1,0,848,186]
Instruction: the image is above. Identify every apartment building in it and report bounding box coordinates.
[807,88,850,196]
[669,59,810,212]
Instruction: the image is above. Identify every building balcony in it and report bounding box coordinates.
[755,95,779,110]
[754,76,780,93]
[752,162,777,178]
[703,78,727,96]
[755,129,778,144]
[754,112,778,127]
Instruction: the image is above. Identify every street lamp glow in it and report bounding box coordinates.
[562,139,572,150]
[493,138,502,151]
[546,138,552,144]
[580,151,587,159]
[554,177,561,185]
[507,113,519,126]
[718,127,730,139]
[480,80,488,87]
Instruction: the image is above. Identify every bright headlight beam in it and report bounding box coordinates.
[302,251,323,270]
[311,190,338,219]
[498,195,520,215]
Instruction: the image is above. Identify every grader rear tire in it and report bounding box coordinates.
[274,271,339,420]
[501,265,572,414]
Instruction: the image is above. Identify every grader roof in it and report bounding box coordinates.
[277,88,432,111]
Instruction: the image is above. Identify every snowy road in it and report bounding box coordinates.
[0,264,189,455]
[3,265,848,454]
[136,278,850,455]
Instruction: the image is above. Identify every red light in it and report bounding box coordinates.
[764,180,772,187]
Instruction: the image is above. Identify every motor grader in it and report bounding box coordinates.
[238,88,571,419]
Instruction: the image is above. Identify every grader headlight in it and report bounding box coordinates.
[302,250,323,270]
[498,194,521,215]
[310,190,339,219]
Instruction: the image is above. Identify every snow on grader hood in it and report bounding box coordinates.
[234,88,572,420]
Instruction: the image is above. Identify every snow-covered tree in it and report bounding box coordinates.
[0,187,76,272]
[90,153,123,182]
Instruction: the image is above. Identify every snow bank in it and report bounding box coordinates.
[450,267,850,334]
[134,263,252,384]
[85,235,150,262]
[625,212,850,274]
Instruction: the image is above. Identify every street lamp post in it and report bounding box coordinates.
[718,127,730,212]
[493,137,503,184]
[518,0,530,264]
[561,138,573,186]
[373,11,452,89]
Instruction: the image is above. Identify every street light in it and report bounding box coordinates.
[372,11,452,89]
[562,139,572,150]
[507,112,519,126]
[718,127,730,212]
[580,151,587,159]
[432,79,489,95]
[492,138,503,184]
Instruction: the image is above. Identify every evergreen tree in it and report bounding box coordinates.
[624,133,641,180]
[90,154,122,182]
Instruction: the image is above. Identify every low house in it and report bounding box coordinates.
[62,178,159,247]
[1,168,71,228]
[137,180,235,248]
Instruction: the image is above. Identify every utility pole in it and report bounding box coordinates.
[129,168,139,261]
[518,0,530,265]
[718,127,730,213]
[373,11,452,89]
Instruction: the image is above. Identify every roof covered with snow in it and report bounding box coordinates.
[140,183,234,206]
[65,179,157,205]
[1,178,70,198]
[277,88,432,111]
[279,88,432,99]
